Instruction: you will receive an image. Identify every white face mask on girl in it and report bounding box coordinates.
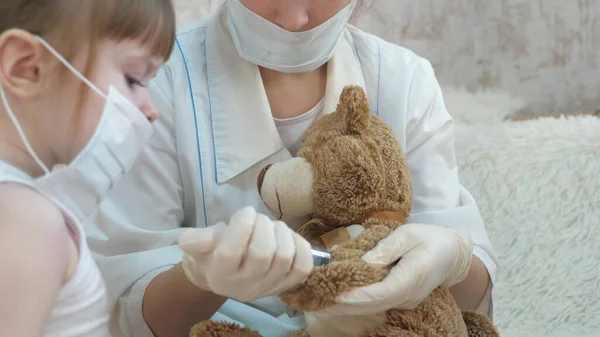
[0,36,154,222]
[226,0,356,73]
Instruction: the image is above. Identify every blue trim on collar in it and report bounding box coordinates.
[352,38,381,116]
[176,39,209,227]
[204,28,220,185]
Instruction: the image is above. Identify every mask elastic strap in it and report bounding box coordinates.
[35,36,107,100]
[0,36,108,175]
[0,85,51,175]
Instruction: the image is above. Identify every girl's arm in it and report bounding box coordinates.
[0,184,73,337]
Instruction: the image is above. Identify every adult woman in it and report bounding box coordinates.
[87,1,499,336]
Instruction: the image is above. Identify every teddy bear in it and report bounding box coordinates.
[190,85,499,337]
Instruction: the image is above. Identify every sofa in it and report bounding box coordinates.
[444,88,600,337]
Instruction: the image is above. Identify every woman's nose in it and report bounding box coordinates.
[274,6,310,32]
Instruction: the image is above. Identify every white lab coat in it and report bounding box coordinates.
[86,8,499,337]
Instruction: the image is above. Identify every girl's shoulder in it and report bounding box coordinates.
[0,183,73,279]
[0,183,80,335]
[0,182,63,223]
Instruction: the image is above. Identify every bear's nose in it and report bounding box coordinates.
[257,164,273,198]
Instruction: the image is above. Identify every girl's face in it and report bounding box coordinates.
[70,39,160,161]
[240,0,352,32]
[0,31,161,167]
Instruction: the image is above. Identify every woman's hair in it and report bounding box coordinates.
[0,0,176,67]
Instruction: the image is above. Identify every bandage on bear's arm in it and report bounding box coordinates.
[0,184,72,337]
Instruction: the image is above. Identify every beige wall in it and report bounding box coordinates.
[173,0,600,115]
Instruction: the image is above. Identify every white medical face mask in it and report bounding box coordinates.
[226,0,356,73]
[0,36,153,221]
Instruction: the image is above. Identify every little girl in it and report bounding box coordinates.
[0,1,175,336]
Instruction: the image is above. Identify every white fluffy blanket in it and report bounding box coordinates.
[445,88,600,337]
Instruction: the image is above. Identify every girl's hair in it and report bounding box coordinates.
[0,0,176,69]
[0,0,175,112]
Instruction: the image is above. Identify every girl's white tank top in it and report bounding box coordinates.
[0,161,111,337]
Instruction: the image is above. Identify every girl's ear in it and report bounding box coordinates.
[0,29,47,99]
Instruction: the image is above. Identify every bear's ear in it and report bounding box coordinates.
[337,85,371,134]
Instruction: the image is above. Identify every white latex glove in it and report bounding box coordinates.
[178,206,314,303]
[322,223,473,315]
